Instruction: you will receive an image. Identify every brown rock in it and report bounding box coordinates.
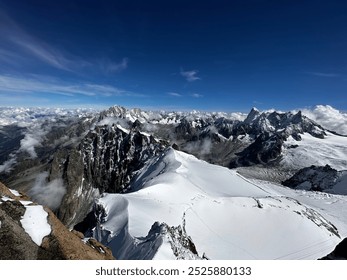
[0,182,115,260]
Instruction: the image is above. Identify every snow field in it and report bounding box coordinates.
[98,149,342,259]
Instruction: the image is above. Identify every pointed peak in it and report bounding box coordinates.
[244,107,261,123]
[250,107,259,113]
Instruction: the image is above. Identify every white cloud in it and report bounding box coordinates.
[10,35,75,71]
[29,172,66,211]
[0,74,140,98]
[300,105,347,135]
[180,69,201,82]
[168,92,182,97]
[191,93,203,98]
[0,9,128,73]
[0,10,76,71]
[0,154,17,173]
[20,133,42,158]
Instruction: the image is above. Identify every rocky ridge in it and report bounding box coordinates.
[283,165,347,195]
[0,182,114,260]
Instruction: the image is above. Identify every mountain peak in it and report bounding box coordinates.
[244,107,261,124]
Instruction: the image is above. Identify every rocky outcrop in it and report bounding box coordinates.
[230,132,285,167]
[320,238,347,260]
[0,182,114,260]
[282,165,347,194]
[82,125,166,193]
[228,110,327,168]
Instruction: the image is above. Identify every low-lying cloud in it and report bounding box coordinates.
[0,154,17,173]
[29,172,66,211]
[19,133,42,158]
[300,105,347,135]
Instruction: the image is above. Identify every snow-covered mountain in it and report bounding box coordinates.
[86,149,341,259]
[0,104,346,259]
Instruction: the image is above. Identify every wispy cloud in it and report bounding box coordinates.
[306,72,341,78]
[0,74,140,97]
[167,92,182,97]
[0,9,128,74]
[191,93,203,98]
[104,57,128,73]
[180,69,201,82]
[10,35,78,71]
[0,49,25,66]
[0,9,77,71]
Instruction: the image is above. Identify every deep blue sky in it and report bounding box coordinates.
[0,0,346,112]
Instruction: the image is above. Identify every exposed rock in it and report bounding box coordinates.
[0,182,114,260]
[282,165,347,194]
[320,238,347,260]
[230,132,285,167]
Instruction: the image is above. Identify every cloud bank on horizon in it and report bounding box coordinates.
[301,105,347,136]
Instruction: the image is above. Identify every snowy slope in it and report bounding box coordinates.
[94,149,341,260]
[250,179,347,249]
[282,132,347,171]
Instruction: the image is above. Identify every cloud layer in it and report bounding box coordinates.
[0,9,128,74]
[0,74,139,98]
[301,105,347,135]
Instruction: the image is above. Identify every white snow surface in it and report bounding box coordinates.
[9,189,20,196]
[20,205,51,246]
[251,179,347,243]
[98,149,342,260]
[282,132,347,171]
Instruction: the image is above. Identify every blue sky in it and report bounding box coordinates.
[0,0,346,112]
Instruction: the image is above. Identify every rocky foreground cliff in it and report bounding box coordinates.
[0,182,114,260]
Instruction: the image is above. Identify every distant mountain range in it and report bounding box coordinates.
[0,105,346,259]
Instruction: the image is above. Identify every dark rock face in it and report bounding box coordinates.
[82,125,166,194]
[226,110,327,168]
[282,165,341,192]
[230,132,285,167]
[48,124,167,227]
[54,149,95,227]
[320,238,347,260]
